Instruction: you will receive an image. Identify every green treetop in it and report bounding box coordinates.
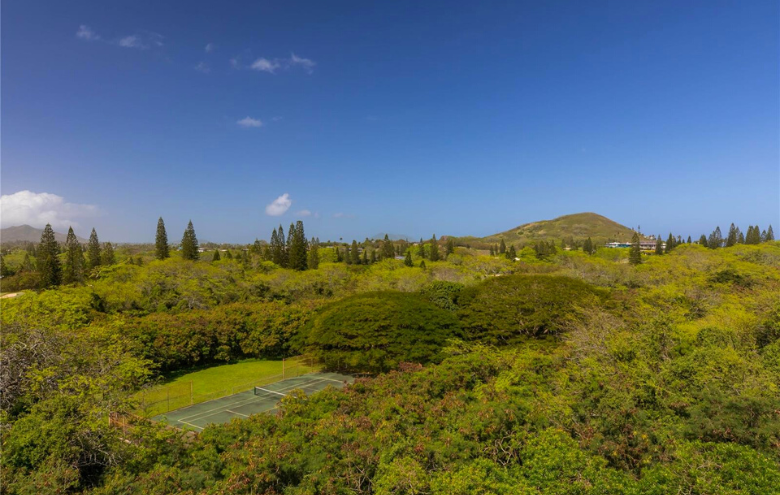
[181,220,200,260]
[445,238,455,256]
[63,227,86,284]
[37,223,62,288]
[417,238,425,259]
[87,228,102,269]
[101,242,116,265]
[212,249,221,262]
[499,239,506,254]
[404,250,413,267]
[382,235,395,259]
[726,223,738,247]
[429,235,440,262]
[655,236,664,255]
[308,238,320,269]
[629,232,642,265]
[351,240,360,265]
[155,217,170,260]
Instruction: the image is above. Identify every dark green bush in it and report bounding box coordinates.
[304,291,461,373]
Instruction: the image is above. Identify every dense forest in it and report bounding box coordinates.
[1,219,779,494]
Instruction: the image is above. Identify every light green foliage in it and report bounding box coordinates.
[2,239,780,493]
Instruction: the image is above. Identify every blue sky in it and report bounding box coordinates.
[2,0,778,243]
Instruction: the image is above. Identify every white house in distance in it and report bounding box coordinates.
[605,241,664,251]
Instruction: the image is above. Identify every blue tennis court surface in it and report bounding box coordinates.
[154,372,353,431]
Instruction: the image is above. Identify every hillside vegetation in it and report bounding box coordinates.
[474,212,638,246]
[1,230,779,493]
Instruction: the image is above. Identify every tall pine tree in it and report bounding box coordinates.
[629,232,642,265]
[655,236,664,255]
[767,225,775,242]
[382,235,395,259]
[181,220,200,260]
[708,226,723,249]
[417,238,425,259]
[429,235,440,262]
[37,223,62,288]
[583,237,594,255]
[212,250,221,262]
[87,228,102,269]
[726,223,738,247]
[499,239,506,254]
[63,227,86,284]
[351,240,360,265]
[288,221,308,270]
[404,250,413,266]
[698,234,708,247]
[155,217,170,260]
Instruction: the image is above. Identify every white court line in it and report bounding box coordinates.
[177,419,204,431]
[177,394,268,422]
[226,409,249,417]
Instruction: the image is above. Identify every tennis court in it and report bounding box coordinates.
[153,372,353,431]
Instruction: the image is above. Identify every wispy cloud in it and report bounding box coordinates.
[0,190,98,230]
[117,31,164,49]
[195,61,210,73]
[236,116,263,128]
[266,193,292,216]
[290,53,316,73]
[76,25,100,41]
[333,212,356,219]
[76,25,163,50]
[296,209,312,217]
[250,57,280,73]
[249,54,316,74]
[205,42,215,53]
[230,57,240,69]
[272,116,283,122]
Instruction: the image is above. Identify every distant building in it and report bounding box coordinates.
[605,241,664,250]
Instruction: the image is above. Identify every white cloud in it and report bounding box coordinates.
[296,209,312,217]
[272,116,283,122]
[266,193,292,216]
[205,42,215,53]
[76,25,100,41]
[250,57,279,73]
[0,191,98,230]
[333,212,355,219]
[236,116,263,128]
[290,53,315,73]
[195,61,210,73]
[118,32,163,49]
[249,54,316,74]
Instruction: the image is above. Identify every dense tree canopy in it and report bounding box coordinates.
[457,274,606,344]
[305,291,461,372]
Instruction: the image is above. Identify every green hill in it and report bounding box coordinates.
[479,212,637,245]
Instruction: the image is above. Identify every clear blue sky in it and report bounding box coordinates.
[2,0,778,243]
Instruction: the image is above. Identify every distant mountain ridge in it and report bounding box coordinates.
[371,233,413,242]
[1,225,88,244]
[476,212,638,245]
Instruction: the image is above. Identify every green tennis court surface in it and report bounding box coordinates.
[154,372,353,431]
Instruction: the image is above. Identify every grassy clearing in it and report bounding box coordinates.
[137,357,318,416]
